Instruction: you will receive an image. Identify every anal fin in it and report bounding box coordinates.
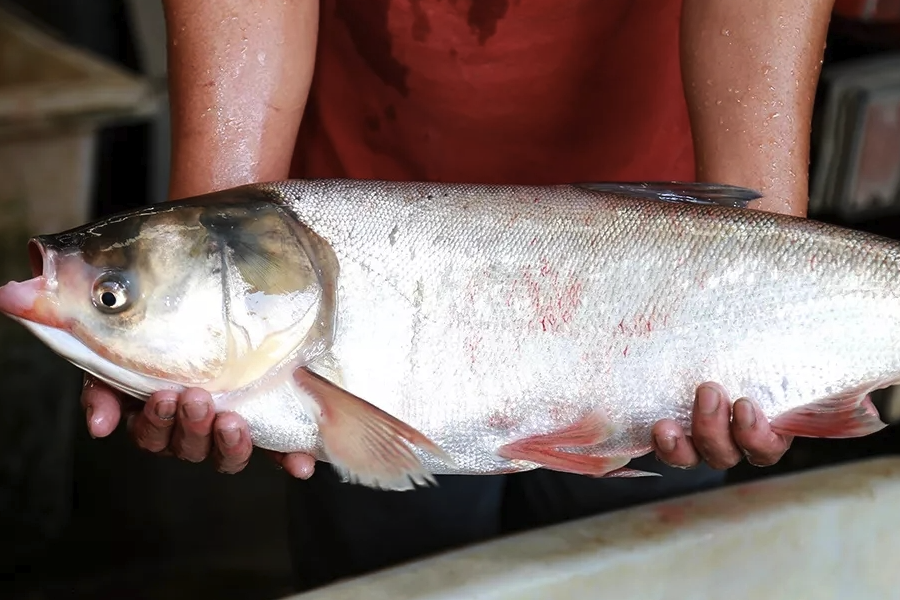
[497,408,638,477]
[770,394,887,439]
[292,368,453,491]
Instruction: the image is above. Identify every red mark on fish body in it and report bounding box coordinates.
[557,281,583,324]
[464,282,476,305]
[521,268,541,308]
[696,270,707,290]
[487,411,517,430]
[540,314,562,331]
[513,264,583,332]
[614,310,665,338]
[464,334,483,365]
[506,279,519,307]
[809,255,817,270]
[530,236,538,245]
[548,405,569,423]
[623,345,629,357]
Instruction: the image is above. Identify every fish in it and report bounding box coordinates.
[0,179,896,491]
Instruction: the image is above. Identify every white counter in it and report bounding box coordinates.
[284,457,900,600]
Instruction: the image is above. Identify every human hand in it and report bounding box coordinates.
[651,382,793,470]
[80,374,317,478]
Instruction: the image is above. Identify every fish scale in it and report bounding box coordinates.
[1,178,899,489]
[229,179,900,474]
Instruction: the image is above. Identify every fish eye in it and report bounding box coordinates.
[91,273,131,313]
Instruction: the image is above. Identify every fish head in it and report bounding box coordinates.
[0,189,336,398]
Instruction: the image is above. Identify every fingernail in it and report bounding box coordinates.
[655,432,677,453]
[183,401,209,422]
[697,386,720,415]
[155,400,176,420]
[734,399,757,430]
[218,426,241,448]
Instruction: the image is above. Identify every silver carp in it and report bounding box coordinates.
[0,179,895,490]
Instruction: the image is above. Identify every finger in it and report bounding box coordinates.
[170,388,215,463]
[80,374,123,438]
[690,383,743,470]
[212,412,253,474]
[266,450,317,479]
[130,390,179,453]
[651,419,701,469]
[731,398,793,467]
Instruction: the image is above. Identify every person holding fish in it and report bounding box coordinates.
[77,0,834,592]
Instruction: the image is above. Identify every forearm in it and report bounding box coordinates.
[162,0,319,200]
[681,0,834,217]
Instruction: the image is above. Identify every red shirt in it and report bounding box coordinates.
[290,0,694,185]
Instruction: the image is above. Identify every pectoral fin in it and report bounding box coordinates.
[292,368,453,491]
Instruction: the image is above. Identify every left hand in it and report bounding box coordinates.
[651,382,793,470]
[82,374,317,478]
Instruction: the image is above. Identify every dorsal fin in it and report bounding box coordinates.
[573,181,762,209]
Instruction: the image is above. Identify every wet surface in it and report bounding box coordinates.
[466,0,509,45]
[335,0,410,97]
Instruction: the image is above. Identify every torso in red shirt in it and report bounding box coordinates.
[291,0,693,185]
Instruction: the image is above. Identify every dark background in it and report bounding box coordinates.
[0,1,899,599]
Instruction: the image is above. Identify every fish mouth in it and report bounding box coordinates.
[0,237,61,326]
[29,237,49,278]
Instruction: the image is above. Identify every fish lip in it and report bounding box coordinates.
[0,277,48,321]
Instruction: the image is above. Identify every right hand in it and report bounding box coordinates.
[80,374,317,478]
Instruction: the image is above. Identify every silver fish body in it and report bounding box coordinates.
[2,178,897,489]
[227,179,900,476]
